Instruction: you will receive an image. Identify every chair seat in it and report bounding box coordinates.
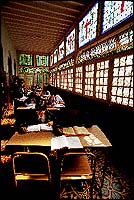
[61,154,92,176]
[15,173,50,181]
[60,174,93,180]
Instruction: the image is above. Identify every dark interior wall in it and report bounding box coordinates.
[47,85,133,173]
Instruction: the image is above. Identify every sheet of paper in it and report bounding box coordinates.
[63,127,76,136]
[51,135,68,150]
[84,133,106,146]
[66,136,83,149]
[39,123,53,131]
[27,124,40,132]
[73,126,90,135]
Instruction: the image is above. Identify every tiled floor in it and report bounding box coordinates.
[60,148,134,199]
[1,147,134,199]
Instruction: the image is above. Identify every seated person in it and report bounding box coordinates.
[47,95,55,106]
[45,90,51,95]
[47,94,65,107]
[42,90,51,96]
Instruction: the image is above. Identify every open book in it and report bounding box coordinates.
[27,123,53,132]
[63,126,90,136]
[51,135,83,150]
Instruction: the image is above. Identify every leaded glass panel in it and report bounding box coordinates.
[85,64,94,96]
[66,29,75,56]
[58,41,64,61]
[111,54,133,107]
[75,66,83,93]
[57,72,60,87]
[95,60,109,100]
[36,55,49,66]
[19,54,33,66]
[68,68,73,91]
[102,1,133,33]
[60,70,67,89]
[54,49,58,64]
[79,2,98,47]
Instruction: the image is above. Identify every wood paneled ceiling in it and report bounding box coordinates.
[1,1,91,55]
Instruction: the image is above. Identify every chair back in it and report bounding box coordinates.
[12,152,51,187]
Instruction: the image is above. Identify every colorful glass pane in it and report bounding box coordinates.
[50,54,53,67]
[102,1,133,33]
[75,66,83,93]
[79,2,98,47]
[54,49,58,64]
[66,29,75,56]
[36,55,49,66]
[58,41,64,61]
[85,64,94,96]
[19,54,33,66]
[57,72,60,87]
[68,68,73,91]
[111,54,133,107]
[95,60,109,100]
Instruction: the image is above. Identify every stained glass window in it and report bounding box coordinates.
[26,74,34,88]
[19,67,49,73]
[58,41,64,61]
[57,72,60,87]
[75,66,83,93]
[60,70,68,89]
[50,54,53,67]
[19,74,24,80]
[36,55,49,66]
[111,54,133,107]
[95,60,109,100]
[85,64,94,96]
[44,73,49,86]
[77,27,133,64]
[79,2,98,48]
[35,73,43,87]
[54,49,58,64]
[19,54,33,66]
[102,1,133,33]
[49,73,53,86]
[68,68,73,91]
[66,29,75,56]
[51,73,56,87]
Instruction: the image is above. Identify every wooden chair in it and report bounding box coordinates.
[12,152,51,196]
[59,151,96,199]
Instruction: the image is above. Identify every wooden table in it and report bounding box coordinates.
[5,125,111,153]
[79,125,112,147]
[5,131,55,154]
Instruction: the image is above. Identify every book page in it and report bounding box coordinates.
[73,126,90,136]
[66,136,83,149]
[51,135,68,150]
[84,133,106,146]
[63,127,76,136]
